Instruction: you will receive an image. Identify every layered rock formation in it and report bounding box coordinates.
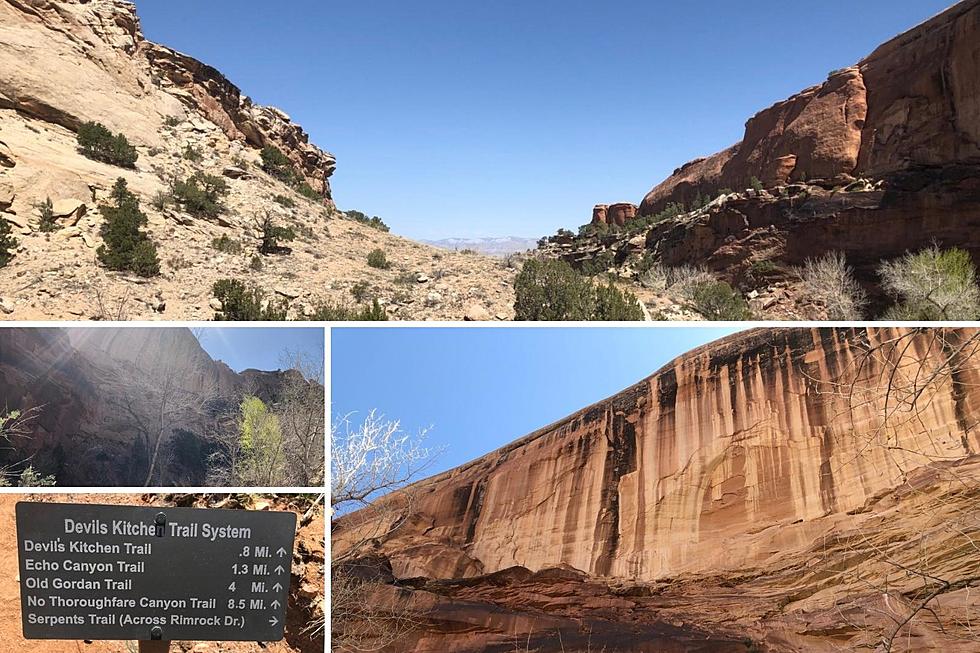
[639,0,980,215]
[0,0,335,198]
[335,327,980,651]
[574,0,980,299]
[0,327,315,485]
[592,202,638,227]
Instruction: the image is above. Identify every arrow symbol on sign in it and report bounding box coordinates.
[269,617,279,626]
[275,565,285,575]
[273,582,283,592]
[271,599,281,609]
[277,547,288,556]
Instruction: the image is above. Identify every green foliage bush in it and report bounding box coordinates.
[879,246,980,319]
[750,176,764,193]
[0,217,17,268]
[259,216,296,255]
[37,197,57,233]
[76,122,138,168]
[260,145,294,181]
[303,298,387,321]
[97,178,160,277]
[182,144,203,162]
[514,258,643,321]
[212,279,288,320]
[367,248,391,269]
[346,210,389,232]
[350,281,371,302]
[172,172,229,218]
[273,194,296,209]
[691,281,751,320]
[211,234,242,254]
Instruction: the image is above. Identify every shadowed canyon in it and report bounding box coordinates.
[334,327,980,651]
[0,327,322,486]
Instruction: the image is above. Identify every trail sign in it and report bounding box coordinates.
[16,502,296,642]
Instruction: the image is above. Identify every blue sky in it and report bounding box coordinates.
[196,327,324,376]
[331,326,743,475]
[133,1,952,240]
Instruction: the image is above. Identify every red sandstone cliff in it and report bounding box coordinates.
[335,327,980,652]
[638,1,980,216]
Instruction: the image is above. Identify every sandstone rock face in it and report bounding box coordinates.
[336,327,980,651]
[637,1,980,216]
[0,0,334,199]
[0,327,315,485]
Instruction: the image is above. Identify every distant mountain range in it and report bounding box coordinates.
[421,236,539,257]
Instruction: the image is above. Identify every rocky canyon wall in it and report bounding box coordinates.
[636,0,980,216]
[0,0,335,198]
[335,327,980,651]
[337,327,980,583]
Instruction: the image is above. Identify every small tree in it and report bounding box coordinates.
[233,396,287,486]
[0,216,17,268]
[260,145,294,180]
[76,121,138,168]
[37,197,57,233]
[749,176,764,193]
[879,246,980,320]
[258,215,296,255]
[97,178,160,277]
[798,251,867,320]
[367,249,391,270]
[593,279,645,320]
[172,172,229,218]
[690,281,751,320]
[212,279,289,320]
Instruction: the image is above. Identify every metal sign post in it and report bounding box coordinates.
[16,502,296,643]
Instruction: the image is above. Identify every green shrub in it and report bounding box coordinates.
[249,255,263,271]
[163,116,181,127]
[303,298,387,321]
[691,281,751,320]
[182,144,203,162]
[212,279,289,320]
[296,182,320,200]
[0,216,17,268]
[346,210,389,232]
[367,249,391,270]
[211,234,242,254]
[37,197,57,233]
[749,176,764,193]
[76,121,138,168]
[514,258,643,321]
[593,279,645,320]
[273,194,296,209]
[350,281,371,302]
[172,172,229,218]
[879,246,980,320]
[579,250,615,276]
[259,216,296,255]
[97,178,160,277]
[260,145,295,182]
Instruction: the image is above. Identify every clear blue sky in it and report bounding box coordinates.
[133,1,953,240]
[197,327,324,376]
[331,326,743,475]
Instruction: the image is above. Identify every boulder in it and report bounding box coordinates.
[51,199,87,225]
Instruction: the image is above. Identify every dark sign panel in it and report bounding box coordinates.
[16,502,296,641]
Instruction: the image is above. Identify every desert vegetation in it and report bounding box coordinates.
[97,178,160,277]
[0,217,16,268]
[331,412,434,651]
[514,258,643,321]
[76,121,138,168]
